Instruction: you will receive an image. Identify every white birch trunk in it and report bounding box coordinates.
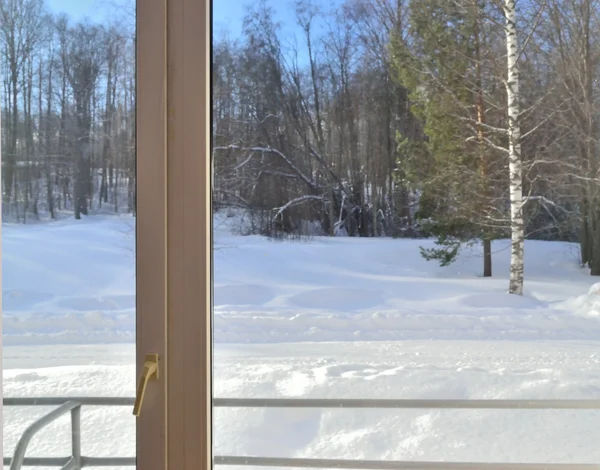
[504,0,525,295]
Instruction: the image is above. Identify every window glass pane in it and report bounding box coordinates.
[2,1,137,468]
[212,0,600,466]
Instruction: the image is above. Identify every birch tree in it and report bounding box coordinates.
[504,0,525,295]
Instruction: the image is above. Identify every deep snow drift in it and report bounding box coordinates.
[5,341,600,468]
[2,216,136,345]
[5,212,600,345]
[214,213,600,342]
[4,213,600,468]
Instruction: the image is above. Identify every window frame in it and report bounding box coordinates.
[137,0,212,469]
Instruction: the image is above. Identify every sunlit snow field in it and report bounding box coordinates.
[4,213,600,468]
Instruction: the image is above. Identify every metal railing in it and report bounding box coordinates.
[4,397,600,469]
[214,398,600,470]
[4,397,136,470]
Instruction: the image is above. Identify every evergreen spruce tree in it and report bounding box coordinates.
[391,0,507,276]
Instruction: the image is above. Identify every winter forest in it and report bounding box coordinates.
[6,1,600,463]
[213,0,600,295]
[3,0,600,296]
[0,0,135,222]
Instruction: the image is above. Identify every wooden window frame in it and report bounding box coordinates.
[137,0,212,469]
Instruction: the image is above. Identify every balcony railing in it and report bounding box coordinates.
[4,397,600,469]
[3,397,135,470]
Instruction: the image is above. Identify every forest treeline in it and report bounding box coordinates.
[3,0,600,293]
[213,0,600,292]
[0,0,135,222]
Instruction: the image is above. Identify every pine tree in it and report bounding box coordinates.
[391,0,507,277]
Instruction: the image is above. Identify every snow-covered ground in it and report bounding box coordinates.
[4,213,600,468]
[4,213,600,344]
[3,216,136,345]
[6,342,600,468]
[214,215,600,342]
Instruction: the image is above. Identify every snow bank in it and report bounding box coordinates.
[6,341,600,467]
[2,214,600,344]
[2,216,136,345]
[557,282,600,318]
[4,214,600,467]
[213,341,600,465]
[214,227,600,342]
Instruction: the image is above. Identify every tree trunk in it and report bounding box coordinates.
[45,54,55,219]
[328,188,336,235]
[483,238,492,278]
[580,0,600,276]
[581,195,591,266]
[591,209,600,275]
[505,0,525,295]
[473,0,492,277]
[6,68,19,205]
[100,47,114,207]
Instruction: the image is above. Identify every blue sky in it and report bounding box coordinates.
[49,0,326,39]
[46,0,109,22]
[213,0,249,37]
[49,0,335,66]
[49,0,284,34]
[212,0,314,38]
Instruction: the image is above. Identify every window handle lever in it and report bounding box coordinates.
[133,353,159,417]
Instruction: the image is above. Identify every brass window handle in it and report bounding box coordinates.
[133,353,160,417]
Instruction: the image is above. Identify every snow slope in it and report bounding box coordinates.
[4,214,600,468]
[4,213,600,344]
[2,216,136,345]
[214,214,600,342]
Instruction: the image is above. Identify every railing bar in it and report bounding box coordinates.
[213,398,600,410]
[1,456,137,467]
[4,397,134,407]
[6,397,600,470]
[81,457,137,466]
[214,456,600,470]
[71,407,82,469]
[9,402,81,470]
[3,457,71,467]
[6,397,600,410]
[59,457,77,470]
